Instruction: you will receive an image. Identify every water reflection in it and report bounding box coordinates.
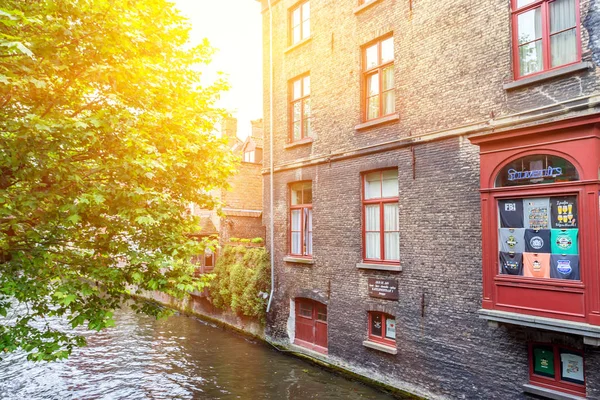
[0,307,394,399]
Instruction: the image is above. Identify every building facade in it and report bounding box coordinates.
[259,0,600,398]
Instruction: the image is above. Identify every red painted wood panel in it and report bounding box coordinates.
[495,284,586,320]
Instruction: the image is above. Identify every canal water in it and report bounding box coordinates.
[0,307,395,399]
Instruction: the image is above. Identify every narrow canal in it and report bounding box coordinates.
[0,306,396,399]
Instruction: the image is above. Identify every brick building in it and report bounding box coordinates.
[191,117,265,273]
[258,0,600,398]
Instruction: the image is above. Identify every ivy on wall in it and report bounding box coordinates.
[208,244,270,323]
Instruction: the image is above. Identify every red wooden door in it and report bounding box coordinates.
[294,298,328,354]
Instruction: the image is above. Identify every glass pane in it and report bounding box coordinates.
[291,209,301,230]
[382,65,394,91]
[382,169,398,197]
[383,91,395,115]
[302,19,310,40]
[370,313,383,337]
[292,8,301,26]
[302,2,310,20]
[367,73,379,96]
[532,345,555,378]
[368,96,379,120]
[518,8,542,44]
[384,203,398,231]
[303,208,312,255]
[384,232,399,261]
[385,317,396,339]
[303,76,310,95]
[293,121,301,141]
[317,305,327,321]
[381,37,394,63]
[365,44,378,69]
[293,26,301,44]
[291,184,302,204]
[551,29,577,67]
[550,0,576,33]
[291,232,301,254]
[293,79,302,100]
[366,232,381,259]
[495,154,579,187]
[519,40,543,76]
[303,98,310,117]
[364,172,381,199]
[365,204,380,230]
[303,183,312,204]
[303,119,311,138]
[560,350,584,384]
[299,301,312,317]
[293,101,301,121]
[516,0,536,8]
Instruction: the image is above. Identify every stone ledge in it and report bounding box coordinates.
[478,309,600,344]
[362,340,397,355]
[356,262,402,272]
[503,62,593,90]
[284,137,313,149]
[523,384,586,400]
[353,0,382,14]
[284,256,315,265]
[355,113,400,131]
[285,37,311,54]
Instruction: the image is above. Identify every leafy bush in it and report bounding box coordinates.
[209,245,270,323]
[251,237,264,244]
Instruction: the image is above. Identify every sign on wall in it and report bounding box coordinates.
[368,278,398,300]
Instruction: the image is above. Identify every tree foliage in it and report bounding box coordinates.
[0,0,236,361]
[209,244,270,324]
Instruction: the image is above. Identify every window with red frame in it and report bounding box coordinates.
[290,1,310,45]
[512,0,580,79]
[290,75,311,142]
[363,170,399,262]
[368,312,396,346]
[363,36,394,121]
[529,343,585,395]
[290,182,312,257]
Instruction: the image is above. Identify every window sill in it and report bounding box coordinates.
[353,0,382,14]
[503,62,593,90]
[522,384,586,400]
[284,256,314,265]
[362,340,397,355]
[356,262,402,272]
[284,137,313,149]
[478,309,600,346]
[355,113,400,131]
[285,37,312,54]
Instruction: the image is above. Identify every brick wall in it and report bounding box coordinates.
[223,162,263,211]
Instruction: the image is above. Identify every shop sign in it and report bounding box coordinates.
[507,166,562,182]
[368,278,398,300]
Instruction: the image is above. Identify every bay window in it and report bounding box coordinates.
[290,182,312,257]
[512,0,580,79]
[363,170,399,263]
[363,36,394,121]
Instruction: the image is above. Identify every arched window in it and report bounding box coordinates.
[495,154,579,187]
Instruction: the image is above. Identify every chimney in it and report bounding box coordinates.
[250,118,263,139]
[222,117,238,144]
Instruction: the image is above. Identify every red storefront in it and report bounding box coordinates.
[470,115,600,334]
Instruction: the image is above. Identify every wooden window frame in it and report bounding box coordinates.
[362,169,399,264]
[362,35,394,122]
[289,74,311,143]
[511,0,581,80]
[289,1,310,46]
[528,342,585,396]
[289,181,313,258]
[368,312,396,347]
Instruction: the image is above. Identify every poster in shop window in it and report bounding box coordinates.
[524,198,550,230]
[551,196,578,229]
[560,352,584,383]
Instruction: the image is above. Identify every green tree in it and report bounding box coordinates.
[0,1,236,361]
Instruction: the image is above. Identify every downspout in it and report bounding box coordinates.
[266,0,275,313]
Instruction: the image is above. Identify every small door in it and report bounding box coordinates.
[294,298,328,353]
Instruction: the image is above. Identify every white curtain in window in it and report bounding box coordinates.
[384,203,399,261]
[304,208,312,256]
[291,210,301,254]
[365,204,380,259]
[550,0,577,67]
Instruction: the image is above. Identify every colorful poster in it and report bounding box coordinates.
[560,352,584,383]
[385,318,396,340]
[524,229,551,253]
[533,347,555,377]
[498,199,524,228]
[499,228,525,253]
[524,198,550,229]
[551,196,578,229]
[523,252,551,278]
[551,229,579,255]
[550,254,580,280]
[499,252,523,275]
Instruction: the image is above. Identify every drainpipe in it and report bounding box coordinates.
[266,0,275,313]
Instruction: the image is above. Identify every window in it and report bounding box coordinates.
[290,1,310,45]
[243,150,255,163]
[363,36,394,121]
[290,182,312,257]
[290,75,311,142]
[529,343,585,395]
[363,170,399,263]
[368,312,396,346]
[512,0,580,79]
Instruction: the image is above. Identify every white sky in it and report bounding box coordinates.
[172,0,263,140]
